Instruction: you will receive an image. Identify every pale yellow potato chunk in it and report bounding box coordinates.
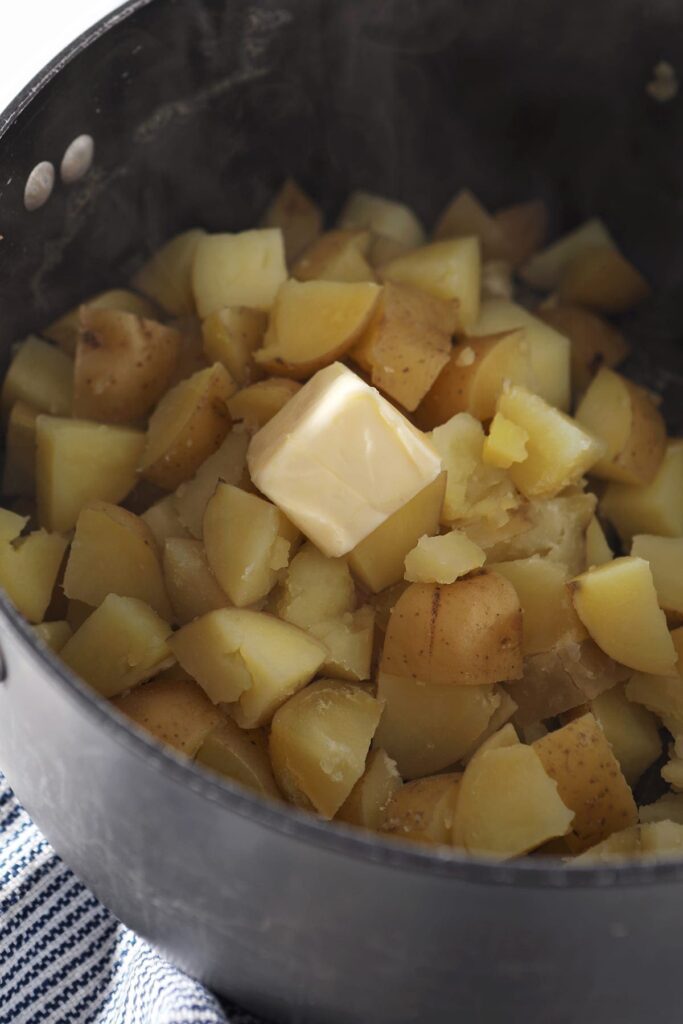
[191,229,287,317]
[113,675,223,756]
[347,472,446,593]
[60,594,173,698]
[132,229,205,316]
[626,671,683,735]
[570,557,677,675]
[483,413,529,469]
[165,315,209,385]
[559,246,651,314]
[63,502,172,620]
[141,495,191,550]
[195,717,281,799]
[434,188,512,258]
[367,235,412,268]
[589,685,661,786]
[577,821,683,862]
[381,576,523,687]
[2,400,38,497]
[45,289,159,355]
[260,179,323,264]
[639,794,683,826]
[484,492,596,576]
[601,441,683,543]
[276,542,355,629]
[172,430,249,538]
[585,516,613,568]
[490,556,585,655]
[337,749,401,830]
[204,483,298,607]
[36,416,144,533]
[374,671,500,778]
[520,218,615,291]
[269,679,384,818]
[380,237,481,331]
[163,538,230,625]
[169,608,326,726]
[575,367,666,485]
[34,620,72,653]
[662,755,683,791]
[381,773,462,846]
[404,530,485,584]
[497,386,604,499]
[0,507,28,541]
[480,259,514,301]
[533,714,638,853]
[338,191,425,249]
[460,695,519,762]
[452,744,573,858]
[292,229,375,284]
[309,606,375,682]
[140,364,234,490]
[536,304,629,398]
[494,199,548,268]
[255,279,381,378]
[201,307,267,385]
[227,378,301,430]
[0,530,68,623]
[1,336,73,417]
[631,535,683,618]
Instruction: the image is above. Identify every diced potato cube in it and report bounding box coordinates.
[293,229,375,283]
[381,575,523,686]
[337,748,401,830]
[2,400,38,497]
[461,693,519,762]
[141,495,191,550]
[204,483,298,607]
[491,556,585,655]
[169,608,326,726]
[338,191,425,250]
[493,200,548,268]
[380,237,481,331]
[380,773,462,846]
[36,416,144,532]
[255,279,381,379]
[537,304,629,397]
[452,743,573,858]
[191,229,287,317]
[576,821,683,862]
[639,794,683,826]
[44,289,160,355]
[172,430,248,538]
[404,530,485,584]
[570,557,677,675]
[113,675,223,756]
[309,606,375,682]
[195,717,281,799]
[626,672,683,734]
[140,364,234,490]
[227,378,301,430]
[34,620,72,652]
[559,246,651,314]
[60,594,173,698]
[485,492,596,575]
[0,530,68,623]
[589,685,661,786]
[433,188,511,258]
[63,502,172,620]
[260,179,323,264]
[483,413,529,469]
[520,218,615,291]
[601,441,683,543]
[132,229,205,315]
[496,386,604,499]
[375,671,500,778]
[585,516,613,568]
[480,259,514,301]
[201,307,267,385]
[269,679,384,818]
[348,472,446,593]
[1,336,73,417]
[163,538,230,624]
[630,534,683,620]
[276,542,355,629]
[430,413,511,523]
[0,507,28,541]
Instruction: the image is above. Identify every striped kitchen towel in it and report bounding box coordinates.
[0,773,261,1024]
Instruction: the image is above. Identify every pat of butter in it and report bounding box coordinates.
[247,363,442,557]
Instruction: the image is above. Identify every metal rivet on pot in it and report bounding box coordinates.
[60,134,95,184]
[24,161,55,211]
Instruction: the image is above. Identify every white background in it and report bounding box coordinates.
[0,2,121,113]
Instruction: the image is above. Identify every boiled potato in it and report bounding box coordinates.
[347,472,446,593]
[520,218,615,291]
[260,178,323,264]
[169,608,326,726]
[380,773,462,846]
[403,530,485,584]
[338,190,425,250]
[113,675,223,756]
[601,441,683,543]
[490,556,585,655]
[195,717,281,799]
[493,199,548,267]
[452,743,573,858]
[63,502,172,619]
[2,400,38,497]
[132,229,206,316]
[227,378,301,430]
[433,188,512,258]
[585,516,613,567]
[374,671,500,778]
[480,259,514,301]
[484,492,596,575]
[467,300,571,411]
[292,229,375,283]
[369,581,409,634]
[0,529,68,623]
[309,606,375,682]
[276,542,355,629]
[380,237,480,331]
[533,714,638,853]
[255,279,381,378]
[536,304,629,397]
[0,507,28,542]
[2,336,73,417]
[61,594,173,698]
[201,307,267,384]
[559,246,651,314]
[577,821,683,862]
[140,363,234,490]
[588,685,661,786]
[34,620,72,653]
[66,599,92,632]
[166,315,209,385]
[349,283,456,412]
[36,416,144,532]
[461,693,519,761]
[631,535,683,620]
[416,329,530,427]
[44,288,159,354]
[483,413,529,469]
[172,430,249,537]
[625,672,683,735]
[203,483,299,607]
[191,229,287,317]
[141,495,191,550]
[163,538,230,624]
[575,368,666,485]
[639,794,683,826]
[496,386,604,499]
[367,235,411,267]
[662,755,683,791]
[381,575,523,686]
[269,679,384,818]
[73,308,181,423]
[337,749,401,830]
[570,557,677,675]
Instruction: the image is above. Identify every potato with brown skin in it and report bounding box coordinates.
[293,229,375,283]
[195,717,281,799]
[381,575,523,687]
[44,289,160,355]
[162,538,231,624]
[536,304,629,397]
[532,713,638,853]
[338,191,426,250]
[380,773,462,846]
[172,430,249,538]
[493,200,548,267]
[581,684,662,787]
[484,492,597,575]
[380,237,481,332]
[601,441,683,543]
[337,749,401,830]
[165,316,209,386]
[433,189,511,258]
[113,675,223,756]
[260,179,323,265]
[558,246,651,314]
[201,307,267,385]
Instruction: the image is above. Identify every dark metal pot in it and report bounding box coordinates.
[2,2,683,1021]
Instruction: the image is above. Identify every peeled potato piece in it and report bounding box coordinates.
[536,304,629,397]
[585,516,613,568]
[45,289,160,355]
[559,246,651,314]
[0,529,68,623]
[163,537,230,624]
[631,534,683,620]
[34,620,72,653]
[2,400,38,498]
[192,229,287,318]
[490,557,585,656]
[380,237,481,332]
[601,441,683,543]
[337,749,401,830]
[260,178,323,265]
[133,229,206,316]
[227,378,301,430]
[201,307,267,385]
[309,606,375,682]
[403,530,485,584]
[433,189,511,258]
[520,218,615,291]
[586,685,661,786]
[483,413,529,469]
[292,229,375,284]
[626,672,683,736]
[1,336,73,418]
[172,430,249,538]
[195,717,281,799]
[577,821,683,862]
[113,675,223,756]
[269,679,385,819]
[338,191,426,250]
[380,773,462,846]
[493,200,548,268]
[141,496,191,550]
[276,542,355,629]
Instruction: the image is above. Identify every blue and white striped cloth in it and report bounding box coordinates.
[0,773,260,1024]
